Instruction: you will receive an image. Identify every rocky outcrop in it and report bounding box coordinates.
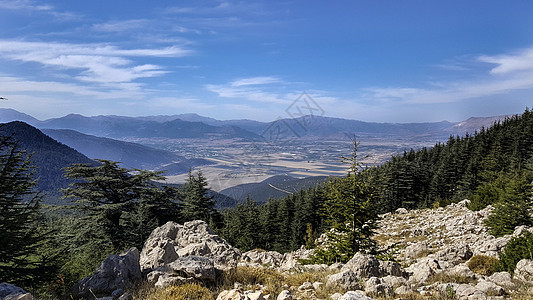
[72,248,141,298]
[140,220,241,286]
[514,259,533,282]
[326,269,360,290]
[239,250,284,268]
[0,283,33,300]
[141,220,241,273]
[341,253,382,278]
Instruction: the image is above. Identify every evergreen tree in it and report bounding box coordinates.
[181,169,219,226]
[62,160,166,249]
[312,139,378,263]
[0,134,52,285]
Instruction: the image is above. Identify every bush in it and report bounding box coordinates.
[144,283,212,300]
[467,255,499,276]
[484,200,532,237]
[497,231,533,274]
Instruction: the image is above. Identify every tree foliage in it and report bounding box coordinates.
[0,134,53,286]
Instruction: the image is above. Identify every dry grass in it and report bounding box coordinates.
[425,272,477,285]
[133,283,212,300]
[467,255,499,276]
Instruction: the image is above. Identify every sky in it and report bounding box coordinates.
[1,0,533,123]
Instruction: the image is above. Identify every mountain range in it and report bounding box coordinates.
[0,108,510,142]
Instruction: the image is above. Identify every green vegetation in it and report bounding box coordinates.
[497,231,533,274]
[0,134,55,286]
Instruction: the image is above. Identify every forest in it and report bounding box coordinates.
[1,108,532,298]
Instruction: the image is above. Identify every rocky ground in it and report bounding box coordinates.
[3,200,533,300]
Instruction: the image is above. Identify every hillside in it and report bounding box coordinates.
[0,121,95,203]
[219,175,328,206]
[42,129,184,170]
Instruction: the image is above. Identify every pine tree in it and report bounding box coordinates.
[181,169,217,225]
[0,134,51,285]
[62,160,166,249]
[312,138,378,263]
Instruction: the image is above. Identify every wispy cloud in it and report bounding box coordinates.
[0,40,193,85]
[230,76,281,87]
[366,46,533,105]
[0,0,52,11]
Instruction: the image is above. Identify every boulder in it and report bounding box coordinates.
[431,244,472,265]
[168,256,217,281]
[141,220,241,273]
[514,259,533,282]
[239,250,284,268]
[379,260,403,277]
[326,270,360,290]
[364,277,393,297]
[394,285,412,295]
[488,272,514,288]
[475,279,505,296]
[403,242,429,260]
[0,283,32,300]
[217,289,248,300]
[298,281,313,291]
[72,247,141,298]
[276,290,292,300]
[341,253,382,278]
[406,257,442,284]
[395,208,408,214]
[340,290,374,300]
[380,275,407,288]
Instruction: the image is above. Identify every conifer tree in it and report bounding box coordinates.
[312,138,378,263]
[181,169,218,225]
[0,134,51,285]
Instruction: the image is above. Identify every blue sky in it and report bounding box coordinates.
[1,0,533,122]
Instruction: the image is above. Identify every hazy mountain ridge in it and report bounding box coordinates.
[0,108,512,141]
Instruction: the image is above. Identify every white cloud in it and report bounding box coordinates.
[0,0,52,11]
[0,40,192,86]
[479,47,533,75]
[230,76,281,87]
[92,19,149,32]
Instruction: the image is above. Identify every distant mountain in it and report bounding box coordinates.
[38,114,260,140]
[0,108,513,142]
[42,129,185,170]
[0,121,95,203]
[451,115,513,136]
[219,175,328,207]
[0,108,40,125]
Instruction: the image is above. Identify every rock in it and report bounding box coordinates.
[364,277,393,297]
[396,208,408,214]
[146,267,190,287]
[403,242,429,259]
[239,250,284,268]
[448,264,477,279]
[141,220,241,273]
[245,291,266,300]
[431,244,473,265]
[328,262,344,271]
[380,275,407,288]
[340,290,374,300]
[341,253,382,278]
[312,281,323,290]
[276,290,292,300]
[217,289,248,300]
[326,270,360,290]
[0,283,32,300]
[475,280,505,296]
[168,256,217,281]
[488,272,514,288]
[394,285,412,295]
[95,297,113,300]
[72,247,141,298]
[379,260,403,277]
[298,281,313,291]
[406,257,442,284]
[330,293,343,300]
[515,259,533,282]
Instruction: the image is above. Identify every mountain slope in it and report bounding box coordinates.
[42,129,184,170]
[219,175,328,206]
[0,121,95,203]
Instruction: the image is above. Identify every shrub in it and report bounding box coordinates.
[144,283,212,300]
[467,255,499,276]
[484,200,532,237]
[497,231,533,274]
